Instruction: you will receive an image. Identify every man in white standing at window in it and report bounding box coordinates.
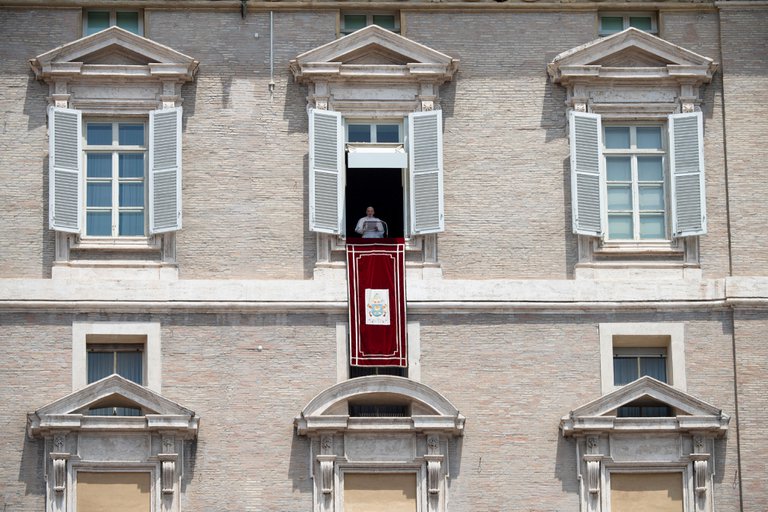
[355,206,385,238]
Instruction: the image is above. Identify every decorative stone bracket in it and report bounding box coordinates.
[51,452,70,493]
[425,434,444,495]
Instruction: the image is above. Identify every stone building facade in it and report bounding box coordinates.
[0,1,766,511]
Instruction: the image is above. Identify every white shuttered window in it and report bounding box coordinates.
[48,106,183,237]
[309,109,344,234]
[570,110,706,240]
[408,110,444,235]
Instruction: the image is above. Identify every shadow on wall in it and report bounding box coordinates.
[554,434,580,494]
[18,433,45,501]
[562,157,579,280]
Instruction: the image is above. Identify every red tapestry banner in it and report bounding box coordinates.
[347,238,407,367]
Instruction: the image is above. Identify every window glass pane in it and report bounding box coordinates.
[639,214,665,239]
[605,127,630,149]
[639,185,664,210]
[636,126,662,149]
[116,11,140,34]
[87,351,114,383]
[373,15,396,30]
[119,183,144,207]
[348,124,371,143]
[87,212,112,236]
[608,185,632,210]
[629,16,653,31]
[87,183,112,207]
[119,212,145,236]
[638,156,663,181]
[606,157,631,181]
[608,215,633,239]
[600,16,624,33]
[376,124,399,143]
[119,154,144,178]
[116,351,143,383]
[87,123,113,145]
[343,15,367,32]
[119,124,144,146]
[87,154,112,178]
[613,357,638,385]
[640,356,667,382]
[86,11,110,35]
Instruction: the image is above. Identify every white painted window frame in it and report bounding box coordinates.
[602,465,692,512]
[598,12,658,36]
[337,466,424,512]
[340,11,401,36]
[599,322,686,394]
[73,321,161,393]
[71,465,157,512]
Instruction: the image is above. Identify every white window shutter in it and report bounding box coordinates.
[149,107,182,234]
[569,111,604,237]
[408,110,444,234]
[309,109,343,234]
[669,111,706,237]
[49,106,82,233]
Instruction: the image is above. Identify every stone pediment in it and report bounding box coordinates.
[548,27,717,87]
[295,376,465,436]
[290,25,458,84]
[27,374,199,438]
[30,26,198,82]
[561,377,729,437]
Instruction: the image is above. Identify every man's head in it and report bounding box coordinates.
[366,206,375,217]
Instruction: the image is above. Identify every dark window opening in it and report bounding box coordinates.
[89,406,142,416]
[613,347,667,385]
[349,365,408,378]
[617,405,672,417]
[349,404,410,417]
[87,344,144,384]
[345,167,404,238]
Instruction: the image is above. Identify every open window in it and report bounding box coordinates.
[291,25,458,273]
[561,377,729,512]
[295,376,465,512]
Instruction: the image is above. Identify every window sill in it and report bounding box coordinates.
[70,236,161,252]
[594,238,684,256]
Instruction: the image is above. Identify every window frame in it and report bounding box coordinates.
[598,12,658,36]
[72,465,156,512]
[83,119,148,239]
[604,466,691,512]
[345,119,403,144]
[340,12,401,36]
[338,467,423,512]
[73,321,161,393]
[603,122,669,242]
[599,322,686,394]
[83,9,144,36]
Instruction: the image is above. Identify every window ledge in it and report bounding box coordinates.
[594,239,684,256]
[71,236,161,252]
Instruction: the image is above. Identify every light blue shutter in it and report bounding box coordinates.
[149,107,182,233]
[569,111,604,237]
[49,106,82,233]
[309,109,343,234]
[408,110,444,234]
[669,112,706,237]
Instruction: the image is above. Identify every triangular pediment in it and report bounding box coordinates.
[290,25,458,84]
[28,375,199,437]
[561,377,729,436]
[30,26,198,81]
[548,27,717,85]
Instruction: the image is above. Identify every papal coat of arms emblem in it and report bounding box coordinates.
[365,289,390,325]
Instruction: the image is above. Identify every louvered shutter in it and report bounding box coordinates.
[309,109,343,234]
[408,110,444,234]
[49,106,82,233]
[569,111,604,237]
[149,107,182,234]
[669,112,706,237]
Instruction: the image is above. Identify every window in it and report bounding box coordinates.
[613,347,667,385]
[87,343,144,385]
[84,121,147,237]
[570,111,705,242]
[604,125,666,240]
[49,107,182,239]
[599,13,657,36]
[599,323,686,394]
[341,13,400,35]
[84,10,143,36]
[77,471,152,512]
[343,472,417,512]
[309,109,444,239]
[610,472,683,512]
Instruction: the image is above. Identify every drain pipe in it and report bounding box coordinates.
[269,10,275,99]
